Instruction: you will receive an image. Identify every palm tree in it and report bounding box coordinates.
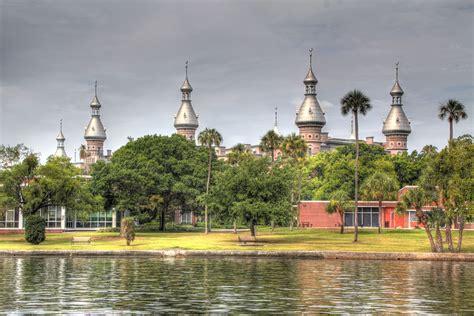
[420,145,438,156]
[227,143,251,165]
[79,144,87,160]
[360,171,399,234]
[397,188,438,252]
[281,133,307,228]
[438,99,468,140]
[326,190,353,234]
[260,130,283,162]
[340,89,372,242]
[198,128,223,234]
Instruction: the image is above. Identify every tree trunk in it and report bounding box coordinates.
[296,169,302,229]
[445,218,454,252]
[205,148,212,234]
[271,147,275,162]
[449,118,453,140]
[457,215,465,252]
[233,220,237,234]
[160,209,165,232]
[424,225,438,252]
[354,111,359,242]
[435,225,444,253]
[378,200,382,234]
[340,212,345,234]
[250,220,257,237]
[271,220,275,232]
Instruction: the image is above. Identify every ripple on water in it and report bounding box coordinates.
[0,257,473,314]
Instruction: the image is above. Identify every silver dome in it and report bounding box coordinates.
[84,116,107,140]
[382,105,411,135]
[304,67,318,84]
[56,130,65,141]
[295,95,326,127]
[174,100,199,128]
[390,81,404,96]
[54,147,67,158]
[181,78,193,92]
[90,95,101,107]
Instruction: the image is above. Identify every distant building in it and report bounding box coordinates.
[53,119,67,158]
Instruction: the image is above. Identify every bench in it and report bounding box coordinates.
[71,237,91,244]
[301,222,312,228]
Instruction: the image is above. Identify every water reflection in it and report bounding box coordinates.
[0,257,472,313]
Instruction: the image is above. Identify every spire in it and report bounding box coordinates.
[390,62,404,102]
[181,61,193,97]
[85,81,107,140]
[54,119,67,157]
[304,48,318,88]
[383,62,411,136]
[350,113,355,140]
[273,107,281,135]
[296,48,326,128]
[175,61,199,132]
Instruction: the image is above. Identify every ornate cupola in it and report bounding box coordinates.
[54,119,67,158]
[295,49,326,155]
[174,61,199,141]
[84,81,107,164]
[383,62,411,155]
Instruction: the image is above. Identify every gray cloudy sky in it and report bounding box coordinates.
[1,0,473,160]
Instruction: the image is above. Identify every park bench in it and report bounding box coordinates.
[237,235,264,246]
[71,237,91,244]
[301,222,312,228]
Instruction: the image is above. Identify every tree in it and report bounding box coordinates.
[438,99,468,140]
[121,217,136,246]
[91,135,209,231]
[198,128,223,234]
[420,145,438,157]
[24,215,46,244]
[207,156,292,237]
[326,190,353,234]
[360,171,399,234]
[227,143,251,165]
[79,144,87,161]
[281,133,307,228]
[0,144,30,169]
[340,90,372,242]
[397,187,439,252]
[260,130,283,162]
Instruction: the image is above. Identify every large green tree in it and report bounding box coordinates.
[361,171,399,234]
[227,143,252,166]
[340,90,372,242]
[198,128,223,234]
[438,99,468,140]
[260,130,283,162]
[91,135,209,231]
[207,156,293,237]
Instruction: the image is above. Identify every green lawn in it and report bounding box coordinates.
[1,228,473,253]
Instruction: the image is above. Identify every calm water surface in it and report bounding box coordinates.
[0,256,472,314]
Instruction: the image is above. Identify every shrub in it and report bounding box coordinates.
[25,215,46,244]
[121,217,135,246]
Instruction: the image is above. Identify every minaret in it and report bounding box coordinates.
[84,81,107,165]
[174,61,199,141]
[295,49,326,155]
[54,119,67,158]
[382,62,411,155]
[273,107,281,136]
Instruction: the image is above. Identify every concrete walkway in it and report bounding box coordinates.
[0,250,472,261]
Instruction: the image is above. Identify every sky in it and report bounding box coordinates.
[1,0,473,161]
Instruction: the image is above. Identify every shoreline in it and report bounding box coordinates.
[0,250,473,261]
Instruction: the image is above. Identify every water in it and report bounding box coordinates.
[0,256,472,314]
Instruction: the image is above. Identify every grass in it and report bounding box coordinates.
[0,228,473,253]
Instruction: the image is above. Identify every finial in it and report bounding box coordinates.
[185,61,188,78]
[309,48,313,68]
[94,80,98,96]
[274,107,278,127]
[60,119,63,132]
[395,61,399,81]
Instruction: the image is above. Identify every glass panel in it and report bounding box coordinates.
[371,213,379,227]
[344,213,353,227]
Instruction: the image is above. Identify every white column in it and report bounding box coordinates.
[18,211,23,229]
[112,209,117,228]
[60,206,66,230]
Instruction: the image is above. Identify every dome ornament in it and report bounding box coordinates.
[185,61,188,78]
[395,61,399,82]
[309,48,313,68]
